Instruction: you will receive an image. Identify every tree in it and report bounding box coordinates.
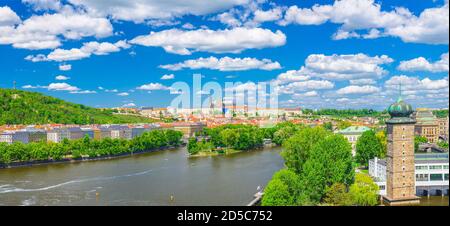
[281,127,330,174]
[323,183,352,206]
[261,169,303,206]
[337,121,352,130]
[375,130,387,158]
[349,173,379,206]
[414,136,428,152]
[323,122,333,131]
[300,134,354,203]
[356,130,383,167]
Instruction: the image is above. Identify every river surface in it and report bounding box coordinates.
[0,147,285,206]
[0,146,448,206]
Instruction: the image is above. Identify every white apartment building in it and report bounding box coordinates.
[369,153,449,196]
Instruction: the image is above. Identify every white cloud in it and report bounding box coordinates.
[384,75,449,92]
[280,0,449,45]
[336,85,381,95]
[161,74,175,80]
[281,80,335,94]
[349,79,376,85]
[0,12,113,50]
[25,40,130,62]
[276,69,310,84]
[68,0,249,23]
[136,83,169,91]
[276,53,393,83]
[59,64,72,71]
[292,91,319,98]
[117,92,129,96]
[105,89,118,93]
[0,6,21,26]
[22,0,62,11]
[398,52,449,73]
[280,4,331,26]
[47,82,79,91]
[130,27,286,55]
[160,56,281,71]
[182,23,195,30]
[122,103,136,108]
[70,90,96,94]
[253,7,283,23]
[55,75,70,80]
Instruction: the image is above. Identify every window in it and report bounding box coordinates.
[430,165,443,170]
[445,174,449,181]
[430,174,443,181]
[416,165,428,170]
[444,165,449,170]
[416,174,429,181]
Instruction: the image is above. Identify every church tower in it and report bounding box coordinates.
[383,96,420,206]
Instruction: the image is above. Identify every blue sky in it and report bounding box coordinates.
[0,0,448,110]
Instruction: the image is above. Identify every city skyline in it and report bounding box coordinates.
[0,0,449,110]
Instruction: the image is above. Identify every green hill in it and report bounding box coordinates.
[0,88,156,125]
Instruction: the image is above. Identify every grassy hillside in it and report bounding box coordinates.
[0,88,156,125]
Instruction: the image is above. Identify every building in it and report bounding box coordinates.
[47,128,70,143]
[336,126,371,156]
[22,128,47,143]
[370,153,449,197]
[412,108,440,143]
[173,122,206,138]
[437,116,449,141]
[67,127,94,140]
[0,131,29,144]
[383,96,420,205]
[110,125,132,139]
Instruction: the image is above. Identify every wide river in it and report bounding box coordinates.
[0,146,448,206]
[0,147,285,206]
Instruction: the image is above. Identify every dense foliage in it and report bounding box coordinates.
[355,130,384,167]
[433,110,449,118]
[302,108,386,117]
[0,89,156,125]
[187,124,267,154]
[348,173,379,206]
[0,130,183,164]
[415,136,428,152]
[281,127,329,174]
[262,127,356,206]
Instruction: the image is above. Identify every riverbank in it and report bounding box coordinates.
[188,145,274,158]
[189,148,242,157]
[0,145,182,169]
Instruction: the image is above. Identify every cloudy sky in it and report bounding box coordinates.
[0,0,448,110]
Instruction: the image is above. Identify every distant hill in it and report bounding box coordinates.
[0,88,156,125]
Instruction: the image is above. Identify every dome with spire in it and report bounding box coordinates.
[386,96,416,124]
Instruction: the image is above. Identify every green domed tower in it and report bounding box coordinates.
[386,96,416,124]
[384,96,420,206]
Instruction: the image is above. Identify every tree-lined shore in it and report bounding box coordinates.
[0,130,183,166]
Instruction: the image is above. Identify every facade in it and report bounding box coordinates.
[412,108,440,143]
[337,126,371,156]
[0,131,29,144]
[437,116,449,141]
[370,153,449,196]
[47,128,70,143]
[383,96,420,205]
[110,125,132,139]
[173,122,206,138]
[68,127,94,140]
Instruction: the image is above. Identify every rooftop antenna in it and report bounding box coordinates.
[398,82,403,102]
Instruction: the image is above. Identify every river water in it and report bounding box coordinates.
[0,147,284,206]
[0,147,448,206]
